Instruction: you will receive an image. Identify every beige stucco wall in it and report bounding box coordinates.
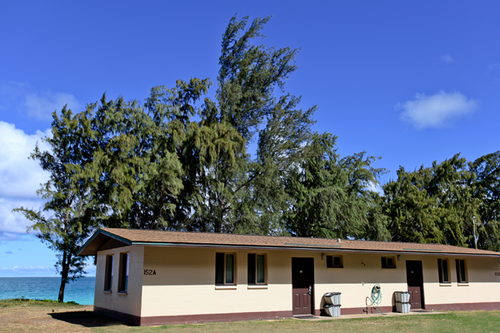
[92,244,500,318]
[317,253,500,308]
[141,246,291,317]
[94,245,144,317]
[139,246,500,318]
[315,251,408,309]
[422,255,500,305]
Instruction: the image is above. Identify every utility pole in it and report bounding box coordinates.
[473,216,478,249]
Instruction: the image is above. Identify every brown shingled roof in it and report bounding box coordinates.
[78,227,500,257]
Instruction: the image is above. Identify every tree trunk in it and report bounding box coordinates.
[58,250,70,302]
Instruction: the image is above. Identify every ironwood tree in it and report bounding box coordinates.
[283,133,388,240]
[13,107,99,302]
[382,153,500,251]
[468,151,500,251]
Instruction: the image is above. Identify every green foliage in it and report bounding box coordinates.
[284,133,389,240]
[13,107,98,302]
[469,151,500,251]
[382,153,500,250]
[217,15,299,141]
[0,298,80,308]
[85,94,185,229]
[140,14,320,234]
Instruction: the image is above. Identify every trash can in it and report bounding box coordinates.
[323,292,341,305]
[394,291,411,313]
[323,292,341,317]
[324,304,341,317]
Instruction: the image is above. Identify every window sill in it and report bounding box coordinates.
[439,282,452,286]
[457,283,469,286]
[103,290,112,294]
[117,291,128,295]
[247,285,268,289]
[215,285,237,290]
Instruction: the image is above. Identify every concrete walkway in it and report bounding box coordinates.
[293,310,445,321]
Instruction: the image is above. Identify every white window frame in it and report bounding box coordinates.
[438,258,451,284]
[381,256,396,269]
[118,252,129,293]
[104,254,114,292]
[326,255,344,269]
[456,258,468,284]
[216,252,237,286]
[248,253,267,285]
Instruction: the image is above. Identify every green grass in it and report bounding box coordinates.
[93,311,500,333]
[0,298,80,308]
[1,300,500,332]
[154,312,500,333]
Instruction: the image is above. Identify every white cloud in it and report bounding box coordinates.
[366,181,383,194]
[0,122,51,238]
[0,265,57,277]
[0,122,51,199]
[24,92,80,120]
[440,53,454,64]
[0,81,80,120]
[0,265,46,271]
[396,91,479,129]
[0,198,45,237]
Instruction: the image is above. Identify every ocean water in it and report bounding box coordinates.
[0,276,95,305]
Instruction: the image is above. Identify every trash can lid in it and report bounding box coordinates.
[324,292,341,296]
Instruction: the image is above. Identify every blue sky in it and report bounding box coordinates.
[1,1,499,277]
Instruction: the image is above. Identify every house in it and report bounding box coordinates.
[78,228,500,326]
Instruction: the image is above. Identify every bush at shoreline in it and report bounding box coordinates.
[0,298,80,307]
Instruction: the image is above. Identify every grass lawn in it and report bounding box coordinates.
[1,299,499,332]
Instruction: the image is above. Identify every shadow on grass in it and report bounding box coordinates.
[49,310,133,328]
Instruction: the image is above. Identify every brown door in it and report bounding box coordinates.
[406,260,424,309]
[292,257,315,315]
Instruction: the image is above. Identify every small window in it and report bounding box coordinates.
[216,253,236,285]
[327,255,343,268]
[381,256,396,269]
[104,255,113,291]
[438,258,450,283]
[248,253,267,285]
[118,252,129,293]
[456,259,468,283]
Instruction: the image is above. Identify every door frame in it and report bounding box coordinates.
[405,260,425,309]
[291,257,315,315]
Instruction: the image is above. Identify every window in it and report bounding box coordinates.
[118,252,129,293]
[381,256,396,269]
[248,253,266,285]
[327,255,343,268]
[104,255,113,291]
[216,253,236,285]
[438,258,450,283]
[456,259,468,283]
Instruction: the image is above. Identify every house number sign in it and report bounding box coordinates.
[144,269,157,275]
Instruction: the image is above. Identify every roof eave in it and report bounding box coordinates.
[77,229,132,256]
[127,241,500,258]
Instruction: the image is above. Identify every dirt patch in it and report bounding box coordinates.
[0,305,131,332]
